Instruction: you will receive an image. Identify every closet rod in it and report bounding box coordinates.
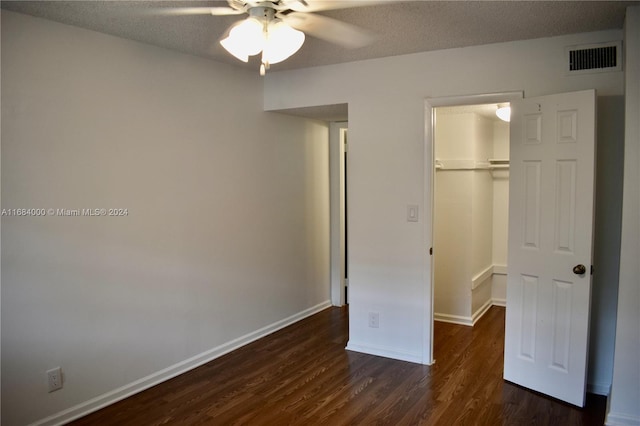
[435,159,509,171]
[435,166,509,171]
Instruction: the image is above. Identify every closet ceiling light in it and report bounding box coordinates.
[496,106,511,122]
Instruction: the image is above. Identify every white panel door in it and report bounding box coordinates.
[504,90,596,407]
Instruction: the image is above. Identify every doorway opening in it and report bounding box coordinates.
[432,103,510,328]
[330,122,349,306]
[427,90,597,406]
[425,92,522,364]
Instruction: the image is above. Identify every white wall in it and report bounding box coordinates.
[471,115,494,278]
[589,95,625,397]
[491,120,509,303]
[264,28,626,388]
[608,6,640,425]
[434,113,474,320]
[1,11,330,425]
[433,169,473,318]
[470,116,494,316]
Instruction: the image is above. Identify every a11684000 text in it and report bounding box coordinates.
[1,208,129,217]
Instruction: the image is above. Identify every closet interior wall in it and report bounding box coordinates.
[434,108,509,325]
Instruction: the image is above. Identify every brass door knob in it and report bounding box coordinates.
[573,264,586,275]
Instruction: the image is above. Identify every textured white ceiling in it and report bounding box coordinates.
[2,0,637,76]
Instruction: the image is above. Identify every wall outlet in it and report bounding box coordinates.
[368,312,380,328]
[47,367,63,392]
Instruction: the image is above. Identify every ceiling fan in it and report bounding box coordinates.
[154,0,381,75]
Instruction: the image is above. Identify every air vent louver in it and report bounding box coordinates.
[566,42,621,74]
[570,46,616,71]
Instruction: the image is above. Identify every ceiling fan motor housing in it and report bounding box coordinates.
[248,5,277,23]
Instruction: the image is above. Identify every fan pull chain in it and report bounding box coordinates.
[260,19,269,76]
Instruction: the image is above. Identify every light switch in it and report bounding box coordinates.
[407,204,419,222]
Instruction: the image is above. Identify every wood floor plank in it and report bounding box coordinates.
[70,306,606,425]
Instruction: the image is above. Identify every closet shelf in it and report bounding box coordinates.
[435,159,510,171]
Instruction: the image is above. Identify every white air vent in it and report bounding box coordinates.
[566,41,622,75]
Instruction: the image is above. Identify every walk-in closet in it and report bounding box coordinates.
[433,104,510,326]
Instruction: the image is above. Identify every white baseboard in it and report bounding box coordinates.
[345,342,423,364]
[606,412,640,426]
[436,264,507,326]
[434,298,505,326]
[472,299,493,324]
[492,298,506,307]
[32,300,332,426]
[433,312,474,326]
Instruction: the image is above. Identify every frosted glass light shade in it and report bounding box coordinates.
[496,106,511,122]
[262,21,305,65]
[220,18,264,62]
[220,15,305,71]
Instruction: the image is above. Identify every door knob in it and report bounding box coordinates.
[573,264,586,275]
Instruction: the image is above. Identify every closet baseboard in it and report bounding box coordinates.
[472,299,493,324]
[433,312,474,326]
[434,299,505,326]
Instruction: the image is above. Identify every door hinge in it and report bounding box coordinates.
[429,247,433,255]
[591,265,594,275]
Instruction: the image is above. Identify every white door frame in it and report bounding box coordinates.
[330,122,348,306]
[423,92,523,364]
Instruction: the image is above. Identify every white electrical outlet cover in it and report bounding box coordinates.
[47,367,63,392]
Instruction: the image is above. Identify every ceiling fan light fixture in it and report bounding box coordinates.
[496,106,511,122]
[262,21,305,65]
[220,17,264,62]
[218,6,306,74]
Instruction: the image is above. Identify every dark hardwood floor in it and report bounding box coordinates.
[71,306,606,425]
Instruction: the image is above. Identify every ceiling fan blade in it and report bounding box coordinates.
[149,7,245,16]
[210,7,246,16]
[283,12,375,49]
[282,0,392,12]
